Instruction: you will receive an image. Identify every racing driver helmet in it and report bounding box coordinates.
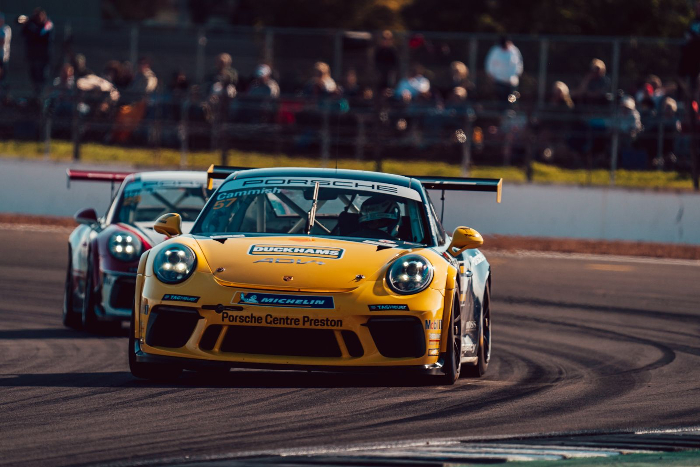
[358,196,401,235]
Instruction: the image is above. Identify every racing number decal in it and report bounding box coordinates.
[213,198,237,210]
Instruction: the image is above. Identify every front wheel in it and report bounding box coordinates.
[62,249,81,329]
[82,256,100,332]
[439,290,461,385]
[129,308,182,381]
[463,281,491,377]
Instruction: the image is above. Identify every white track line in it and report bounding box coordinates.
[488,249,700,267]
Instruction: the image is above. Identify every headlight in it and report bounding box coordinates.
[108,232,142,262]
[386,254,434,295]
[153,244,197,284]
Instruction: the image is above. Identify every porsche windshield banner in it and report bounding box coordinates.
[218,177,422,201]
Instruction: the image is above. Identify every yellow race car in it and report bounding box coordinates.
[130,166,501,384]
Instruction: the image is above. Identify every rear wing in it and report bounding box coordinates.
[206,164,251,190]
[413,176,502,203]
[66,169,132,188]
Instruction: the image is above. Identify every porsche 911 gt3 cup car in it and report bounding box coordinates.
[130,166,501,384]
[63,170,212,331]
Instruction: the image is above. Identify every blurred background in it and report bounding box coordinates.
[0,0,699,191]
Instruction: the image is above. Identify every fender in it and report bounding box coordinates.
[133,250,150,339]
[439,264,458,353]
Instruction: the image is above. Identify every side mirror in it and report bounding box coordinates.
[74,208,98,225]
[154,213,183,238]
[448,226,483,257]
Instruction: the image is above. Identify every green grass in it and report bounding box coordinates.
[0,140,694,189]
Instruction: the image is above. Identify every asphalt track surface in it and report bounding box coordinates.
[1,227,699,466]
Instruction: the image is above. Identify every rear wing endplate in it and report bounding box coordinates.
[413,176,502,203]
[206,164,251,190]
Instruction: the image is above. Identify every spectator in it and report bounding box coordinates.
[207,53,238,95]
[127,57,158,100]
[52,63,75,89]
[550,81,574,110]
[485,35,523,104]
[20,7,53,97]
[304,61,339,98]
[112,57,157,143]
[448,61,475,98]
[573,58,612,107]
[72,53,92,79]
[617,96,642,137]
[395,63,430,102]
[374,30,399,91]
[247,64,279,99]
[0,12,11,91]
[342,68,361,98]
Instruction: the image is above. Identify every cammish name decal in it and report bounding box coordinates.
[248,245,344,259]
[234,292,335,309]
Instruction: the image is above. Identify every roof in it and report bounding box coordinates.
[230,167,416,188]
[135,171,208,182]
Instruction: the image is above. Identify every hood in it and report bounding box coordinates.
[193,236,410,292]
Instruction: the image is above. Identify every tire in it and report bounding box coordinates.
[129,307,182,381]
[62,248,82,329]
[463,281,491,378]
[439,289,461,385]
[81,255,100,332]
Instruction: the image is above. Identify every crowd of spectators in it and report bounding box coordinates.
[0,8,691,169]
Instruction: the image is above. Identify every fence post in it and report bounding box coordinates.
[129,24,139,67]
[468,38,478,89]
[321,108,330,167]
[264,29,274,65]
[180,99,189,168]
[460,108,475,177]
[195,28,207,85]
[355,113,366,160]
[333,31,343,80]
[537,38,549,108]
[609,39,621,185]
[71,92,81,161]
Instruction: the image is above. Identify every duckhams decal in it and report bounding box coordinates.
[234,292,335,309]
[248,245,344,259]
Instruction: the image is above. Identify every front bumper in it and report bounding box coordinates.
[97,270,136,321]
[135,271,451,370]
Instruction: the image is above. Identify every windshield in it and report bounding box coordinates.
[116,179,210,224]
[192,177,432,244]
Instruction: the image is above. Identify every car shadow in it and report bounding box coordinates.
[0,326,129,340]
[0,369,443,389]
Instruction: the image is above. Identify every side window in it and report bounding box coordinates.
[425,192,447,246]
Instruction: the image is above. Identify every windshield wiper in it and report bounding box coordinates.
[305,182,320,235]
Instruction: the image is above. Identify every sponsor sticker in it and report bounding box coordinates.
[219,177,422,201]
[466,320,477,330]
[368,304,409,311]
[429,333,441,340]
[219,311,342,328]
[248,245,344,259]
[235,292,335,309]
[425,319,443,330]
[162,294,200,303]
[428,349,440,356]
[253,258,325,265]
